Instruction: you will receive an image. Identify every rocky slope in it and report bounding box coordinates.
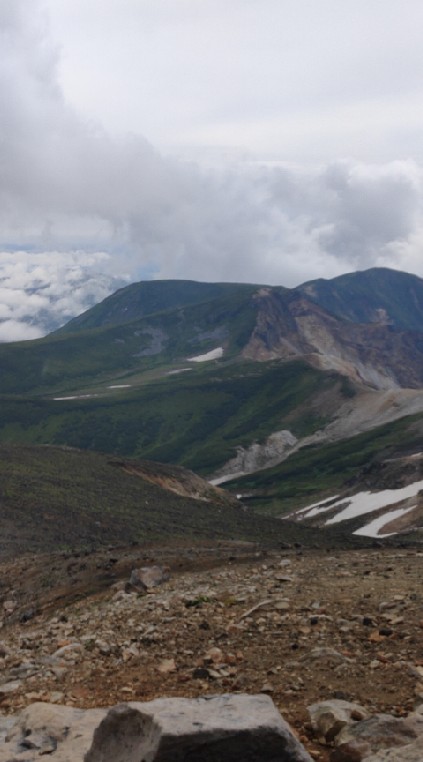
[0,545,422,760]
[243,289,423,389]
[212,387,423,484]
[108,457,240,507]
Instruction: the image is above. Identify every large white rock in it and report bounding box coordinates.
[0,694,312,762]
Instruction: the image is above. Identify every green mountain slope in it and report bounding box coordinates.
[0,268,422,494]
[297,267,423,331]
[229,412,423,515]
[0,361,350,475]
[56,280,262,334]
[0,443,364,560]
[0,288,258,395]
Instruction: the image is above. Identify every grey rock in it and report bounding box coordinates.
[308,699,369,744]
[89,694,313,762]
[0,716,15,744]
[0,680,22,695]
[335,711,423,757]
[0,695,312,762]
[128,565,170,592]
[302,648,352,665]
[0,702,106,762]
[364,739,423,761]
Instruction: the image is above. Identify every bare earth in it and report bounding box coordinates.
[0,545,422,760]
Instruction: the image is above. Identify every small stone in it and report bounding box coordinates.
[157,658,177,674]
[204,647,223,663]
[0,680,22,695]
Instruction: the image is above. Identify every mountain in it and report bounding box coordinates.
[296,267,423,331]
[56,279,261,334]
[1,269,423,397]
[0,267,422,534]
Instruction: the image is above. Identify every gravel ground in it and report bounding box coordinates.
[0,546,422,760]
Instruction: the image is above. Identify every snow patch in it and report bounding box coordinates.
[325,479,423,525]
[108,384,132,388]
[188,347,223,362]
[53,394,98,401]
[354,506,417,538]
[167,368,193,375]
[295,495,340,519]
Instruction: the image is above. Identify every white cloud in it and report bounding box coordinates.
[0,0,423,344]
[0,320,44,342]
[0,250,124,339]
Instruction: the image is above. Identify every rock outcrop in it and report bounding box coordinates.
[210,429,298,484]
[242,289,423,390]
[308,700,423,761]
[0,694,312,762]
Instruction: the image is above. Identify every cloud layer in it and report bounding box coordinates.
[0,251,124,341]
[0,2,423,340]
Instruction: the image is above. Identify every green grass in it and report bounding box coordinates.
[0,288,259,396]
[0,361,348,474]
[0,443,368,560]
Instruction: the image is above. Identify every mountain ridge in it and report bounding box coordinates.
[0,267,422,534]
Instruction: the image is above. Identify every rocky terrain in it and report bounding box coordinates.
[243,288,423,390]
[0,544,422,759]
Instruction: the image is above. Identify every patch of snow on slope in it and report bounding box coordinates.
[108,384,132,388]
[354,506,417,538]
[53,394,98,400]
[325,479,423,525]
[188,347,223,362]
[167,368,193,375]
[295,496,340,520]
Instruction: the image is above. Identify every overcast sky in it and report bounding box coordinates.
[1,0,423,338]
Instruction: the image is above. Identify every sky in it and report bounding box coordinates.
[2,0,423,338]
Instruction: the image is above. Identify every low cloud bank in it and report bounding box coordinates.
[0,251,124,341]
[1,2,423,341]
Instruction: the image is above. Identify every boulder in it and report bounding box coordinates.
[0,702,106,761]
[0,694,313,762]
[331,710,423,761]
[335,711,423,751]
[364,740,423,761]
[127,565,170,592]
[88,694,313,762]
[308,699,369,744]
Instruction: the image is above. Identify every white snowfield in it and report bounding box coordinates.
[295,495,340,520]
[324,480,423,525]
[187,347,223,362]
[294,479,423,537]
[354,506,416,538]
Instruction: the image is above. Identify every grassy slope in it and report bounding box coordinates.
[0,289,259,396]
[0,361,346,474]
[0,444,367,560]
[56,280,262,334]
[229,413,423,515]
